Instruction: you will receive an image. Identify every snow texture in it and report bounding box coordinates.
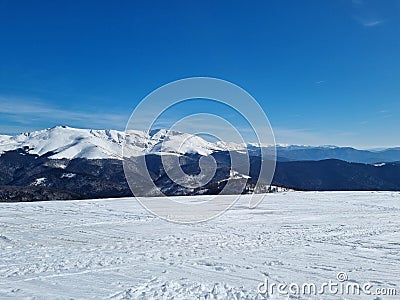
[0,191,399,299]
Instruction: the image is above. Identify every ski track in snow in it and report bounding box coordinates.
[0,192,399,299]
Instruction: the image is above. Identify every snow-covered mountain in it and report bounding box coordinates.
[0,126,227,160]
[1,126,400,163]
[1,126,400,201]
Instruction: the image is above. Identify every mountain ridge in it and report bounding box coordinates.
[1,126,400,164]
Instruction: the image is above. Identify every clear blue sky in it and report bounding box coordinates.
[0,0,399,148]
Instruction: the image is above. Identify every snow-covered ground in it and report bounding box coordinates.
[0,192,399,299]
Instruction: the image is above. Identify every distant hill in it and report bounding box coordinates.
[273,159,400,191]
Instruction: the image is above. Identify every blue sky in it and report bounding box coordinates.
[0,0,399,148]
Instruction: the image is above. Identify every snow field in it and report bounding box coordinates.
[0,191,399,299]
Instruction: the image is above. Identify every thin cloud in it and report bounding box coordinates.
[362,20,384,27]
[0,96,129,134]
[353,17,385,27]
[274,128,325,146]
[352,0,385,27]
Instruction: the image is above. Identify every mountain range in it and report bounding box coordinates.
[0,126,399,201]
[1,126,400,163]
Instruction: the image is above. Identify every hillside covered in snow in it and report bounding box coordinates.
[0,126,228,160]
